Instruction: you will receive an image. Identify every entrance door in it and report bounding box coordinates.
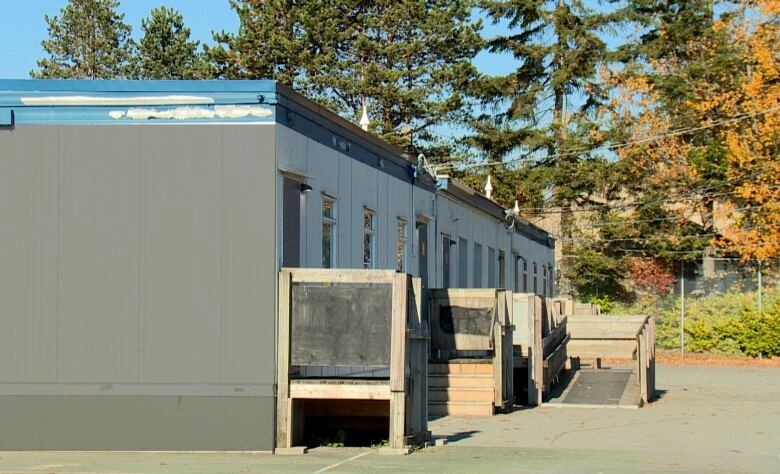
[417,221,429,291]
[417,220,429,323]
[442,234,452,288]
[282,177,301,268]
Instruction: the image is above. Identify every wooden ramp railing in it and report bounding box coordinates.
[511,294,569,405]
[636,316,656,404]
[276,269,429,452]
[567,313,656,404]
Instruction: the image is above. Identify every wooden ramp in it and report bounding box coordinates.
[546,368,641,408]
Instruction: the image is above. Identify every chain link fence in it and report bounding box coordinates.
[666,257,779,355]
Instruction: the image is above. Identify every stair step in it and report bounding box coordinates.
[429,374,494,389]
[428,401,495,417]
[429,363,494,375]
[428,387,495,402]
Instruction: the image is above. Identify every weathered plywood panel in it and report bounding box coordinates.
[57,126,140,383]
[139,126,222,384]
[0,126,59,383]
[430,290,497,351]
[290,286,392,367]
[439,306,494,337]
[511,294,534,347]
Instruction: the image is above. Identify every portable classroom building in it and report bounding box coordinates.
[0,80,554,451]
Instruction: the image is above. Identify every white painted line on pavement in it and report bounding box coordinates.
[313,451,370,473]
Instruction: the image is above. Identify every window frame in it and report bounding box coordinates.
[522,258,528,293]
[321,194,337,268]
[533,262,538,294]
[396,217,407,272]
[362,206,376,269]
[458,237,468,287]
[473,242,483,288]
[487,247,496,288]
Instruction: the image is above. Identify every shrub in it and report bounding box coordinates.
[588,294,615,314]
[607,288,780,357]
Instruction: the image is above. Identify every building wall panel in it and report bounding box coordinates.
[220,125,277,385]
[0,126,59,383]
[57,126,140,383]
[139,126,223,384]
[0,123,277,450]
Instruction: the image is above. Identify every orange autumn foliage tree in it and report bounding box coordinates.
[599,1,779,263]
[711,0,780,261]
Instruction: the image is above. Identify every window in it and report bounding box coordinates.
[363,207,376,269]
[322,195,336,268]
[473,243,483,287]
[548,264,554,295]
[513,254,520,292]
[396,218,407,272]
[498,250,506,289]
[488,247,496,288]
[533,262,538,294]
[542,265,548,296]
[458,238,468,287]
[522,258,528,293]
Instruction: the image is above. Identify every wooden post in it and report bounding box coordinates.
[389,273,409,449]
[504,291,514,406]
[649,316,656,401]
[411,277,428,438]
[493,290,504,410]
[531,296,544,405]
[276,270,292,450]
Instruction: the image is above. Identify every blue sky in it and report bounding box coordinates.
[0,0,240,78]
[0,0,523,79]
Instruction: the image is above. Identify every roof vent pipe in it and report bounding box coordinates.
[359,97,370,131]
[485,175,493,199]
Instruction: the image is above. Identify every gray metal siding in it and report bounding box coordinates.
[139,126,224,383]
[0,127,59,383]
[0,124,277,450]
[57,126,141,383]
[0,395,273,451]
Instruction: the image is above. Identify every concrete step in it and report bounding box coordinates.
[428,401,495,417]
[428,387,495,402]
[428,374,494,389]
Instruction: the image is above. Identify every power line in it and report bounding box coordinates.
[433,105,780,173]
[557,222,779,244]
[561,240,780,257]
[574,205,761,228]
[523,182,778,216]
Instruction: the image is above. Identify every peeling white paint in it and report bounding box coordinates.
[214,105,273,118]
[111,105,273,121]
[21,95,215,106]
[125,107,216,120]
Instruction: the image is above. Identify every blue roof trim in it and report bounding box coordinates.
[9,106,274,125]
[0,79,276,93]
[0,80,279,125]
[0,108,12,126]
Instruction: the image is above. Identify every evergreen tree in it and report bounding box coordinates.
[32,0,136,79]
[204,0,303,84]
[138,6,202,79]
[464,0,629,295]
[205,0,483,155]
[473,0,627,162]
